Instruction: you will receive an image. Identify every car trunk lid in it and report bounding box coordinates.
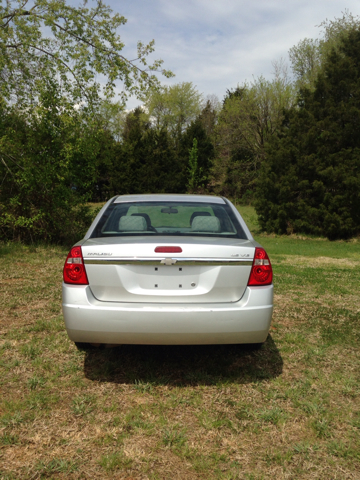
[82,237,255,304]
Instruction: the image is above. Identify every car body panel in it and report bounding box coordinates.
[62,194,273,345]
[62,283,273,345]
[81,237,255,304]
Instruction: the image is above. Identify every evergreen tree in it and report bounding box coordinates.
[187,138,200,192]
[91,129,117,202]
[110,108,183,195]
[179,118,214,191]
[255,29,360,239]
[198,99,218,138]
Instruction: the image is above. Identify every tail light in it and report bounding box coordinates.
[248,247,273,286]
[63,246,89,285]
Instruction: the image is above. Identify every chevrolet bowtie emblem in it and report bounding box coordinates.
[160,258,177,266]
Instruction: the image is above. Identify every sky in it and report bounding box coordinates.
[107,0,360,108]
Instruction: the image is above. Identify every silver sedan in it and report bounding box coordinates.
[62,194,273,346]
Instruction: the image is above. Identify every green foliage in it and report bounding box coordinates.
[109,108,185,195]
[96,100,127,142]
[0,1,174,243]
[289,10,360,90]
[197,98,219,138]
[256,29,360,239]
[90,128,117,202]
[187,138,200,192]
[289,38,322,89]
[0,81,101,243]
[93,101,215,197]
[182,118,214,192]
[144,82,203,138]
[210,76,295,200]
[0,0,172,108]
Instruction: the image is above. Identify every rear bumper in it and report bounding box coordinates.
[62,283,273,345]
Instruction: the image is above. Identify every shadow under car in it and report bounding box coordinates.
[82,335,283,387]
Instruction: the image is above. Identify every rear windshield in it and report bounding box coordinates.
[90,201,247,239]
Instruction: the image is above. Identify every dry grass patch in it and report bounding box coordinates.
[278,255,360,267]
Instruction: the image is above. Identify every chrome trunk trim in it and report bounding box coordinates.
[84,257,253,266]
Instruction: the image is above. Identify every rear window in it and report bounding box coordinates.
[91,201,246,239]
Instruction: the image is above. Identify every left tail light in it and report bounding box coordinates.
[63,246,89,285]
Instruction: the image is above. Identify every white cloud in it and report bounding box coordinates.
[108,0,360,107]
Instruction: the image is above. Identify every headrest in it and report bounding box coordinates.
[119,216,147,231]
[191,216,220,232]
[190,211,211,225]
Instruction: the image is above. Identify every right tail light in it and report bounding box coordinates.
[248,247,273,286]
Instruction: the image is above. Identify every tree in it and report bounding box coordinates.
[180,117,214,192]
[255,28,360,240]
[197,98,219,138]
[95,100,127,143]
[0,80,102,243]
[0,0,173,108]
[187,139,200,192]
[289,38,321,89]
[109,108,183,195]
[0,1,172,243]
[90,128,117,202]
[289,10,360,90]
[144,82,203,139]
[210,76,295,200]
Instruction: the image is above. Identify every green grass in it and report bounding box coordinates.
[0,211,360,479]
[237,204,262,233]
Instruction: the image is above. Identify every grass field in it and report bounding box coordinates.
[1,207,360,479]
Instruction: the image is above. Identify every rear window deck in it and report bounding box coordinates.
[91,201,246,239]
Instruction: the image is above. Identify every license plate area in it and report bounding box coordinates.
[133,265,202,291]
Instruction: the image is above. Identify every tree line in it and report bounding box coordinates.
[0,2,359,242]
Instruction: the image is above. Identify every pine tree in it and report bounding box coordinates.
[255,29,360,239]
[110,108,183,194]
[179,118,214,191]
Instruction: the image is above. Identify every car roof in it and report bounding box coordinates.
[113,194,226,204]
